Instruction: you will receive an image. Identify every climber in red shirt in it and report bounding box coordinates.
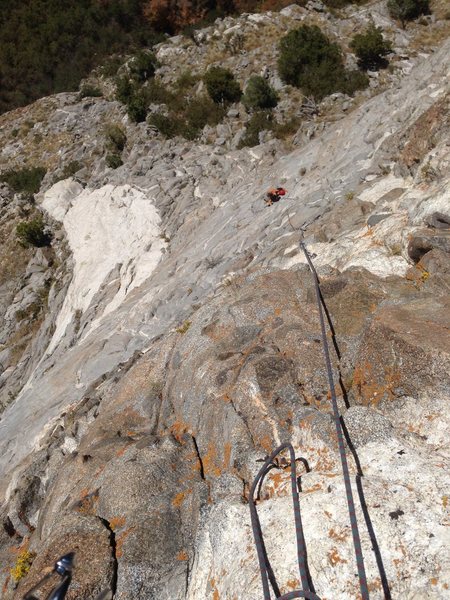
[265,186,287,206]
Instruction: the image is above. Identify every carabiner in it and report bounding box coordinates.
[23,552,74,600]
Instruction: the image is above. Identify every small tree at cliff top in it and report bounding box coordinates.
[203,67,242,104]
[242,75,278,111]
[129,51,158,83]
[278,25,368,100]
[16,218,51,248]
[387,0,430,28]
[350,23,393,70]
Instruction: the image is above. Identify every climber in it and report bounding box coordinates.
[265,186,287,206]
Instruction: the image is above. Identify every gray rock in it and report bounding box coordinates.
[367,212,391,227]
[280,4,305,18]
[306,0,325,11]
[426,211,450,229]
[407,229,450,262]
[0,27,449,600]
[343,405,393,447]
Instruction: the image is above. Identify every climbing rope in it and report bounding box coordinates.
[249,443,321,600]
[300,241,369,599]
[249,242,370,600]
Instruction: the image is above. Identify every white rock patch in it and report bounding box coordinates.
[42,181,165,351]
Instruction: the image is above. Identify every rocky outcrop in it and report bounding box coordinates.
[3,262,449,598]
[0,4,449,599]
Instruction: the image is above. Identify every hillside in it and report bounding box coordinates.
[0,0,162,114]
[0,1,449,598]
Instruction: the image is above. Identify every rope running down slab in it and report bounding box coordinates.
[249,243,370,599]
[300,241,370,600]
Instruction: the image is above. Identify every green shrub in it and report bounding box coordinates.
[176,320,191,334]
[339,69,369,96]
[63,160,82,178]
[126,91,148,123]
[52,160,82,183]
[278,25,368,99]
[115,76,134,104]
[16,218,51,248]
[238,110,275,148]
[322,0,365,6]
[149,95,226,140]
[0,166,46,194]
[204,67,242,105]
[278,25,341,88]
[144,80,177,107]
[175,70,200,91]
[115,77,149,123]
[387,0,430,27]
[99,56,123,77]
[78,84,102,99]
[322,0,350,6]
[274,115,302,139]
[104,123,127,152]
[184,95,225,134]
[242,76,278,111]
[15,300,43,322]
[148,112,185,138]
[105,153,123,169]
[350,23,392,69]
[129,51,157,83]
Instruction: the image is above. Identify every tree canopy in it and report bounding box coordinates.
[278,25,368,100]
[0,0,162,114]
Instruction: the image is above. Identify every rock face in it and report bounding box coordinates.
[3,265,450,599]
[0,5,449,600]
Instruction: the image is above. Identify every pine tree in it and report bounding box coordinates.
[387,0,430,28]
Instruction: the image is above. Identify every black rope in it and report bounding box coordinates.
[300,242,370,600]
[249,243,371,599]
[249,443,321,600]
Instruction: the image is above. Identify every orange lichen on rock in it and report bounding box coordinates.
[315,447,336,473]
[202,443,222,477]
[258,434,274,455]
[285,578,300,590]
[303,483,322,495]
[172,488,192,507]
[116,527,136,558]
[353,361,400,406]
[328,547,348,566]
[368,579,382,592]
[177,550,188,561]
[223,442,232,470]
[328,527,349,542]
[115,444,131,458]
[210,577,220,600]
[170,419,191,443]
[109,516,126,531]
[75,488,99,515]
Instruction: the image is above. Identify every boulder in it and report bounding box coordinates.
[407,229,450,262]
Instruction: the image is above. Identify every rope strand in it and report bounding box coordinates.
[300,242,370,600]
[249,244,370,599]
